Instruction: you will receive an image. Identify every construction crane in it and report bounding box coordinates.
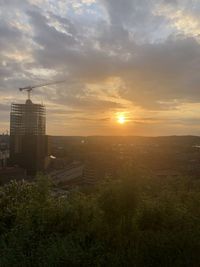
[19,80,65,100]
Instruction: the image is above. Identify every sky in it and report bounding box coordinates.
[1,0,200,136]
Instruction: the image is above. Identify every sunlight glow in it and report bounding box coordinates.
[117,114,126,124]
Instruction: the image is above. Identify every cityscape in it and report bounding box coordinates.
[1,0,200,266]
[2,94,200,191]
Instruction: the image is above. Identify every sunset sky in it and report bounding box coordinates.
[1,0,200,136]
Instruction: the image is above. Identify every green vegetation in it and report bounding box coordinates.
[1,172,200,267]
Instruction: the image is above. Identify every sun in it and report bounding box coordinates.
[117,115,126,124]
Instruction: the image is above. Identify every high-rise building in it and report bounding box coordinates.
[10,99,50,175]
[10,99,46,136]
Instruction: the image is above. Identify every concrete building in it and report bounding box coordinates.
[0,134,9,168]
[0,150,9,168]
[10,99,50,175]
[10,99,46,136]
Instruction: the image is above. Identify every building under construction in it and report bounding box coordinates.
[10,99,50,175]
[10,100,46,136]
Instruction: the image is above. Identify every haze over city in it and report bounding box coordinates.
[1,0,200,135]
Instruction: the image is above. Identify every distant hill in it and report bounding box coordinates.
[51,135,200,147]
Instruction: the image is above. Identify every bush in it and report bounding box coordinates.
[0,174,200,266]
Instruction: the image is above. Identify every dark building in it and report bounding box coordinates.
[0,134,9,168]
[10,100,46,136]
[0,167,26,185]
[10,99,50,175]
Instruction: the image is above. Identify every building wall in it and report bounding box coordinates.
[10,135,50,175]
[10,100,50,175]
[10,100,45,136]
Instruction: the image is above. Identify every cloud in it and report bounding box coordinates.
[118,36,200,109]
[1,0,200,134]
[154,1,200,39]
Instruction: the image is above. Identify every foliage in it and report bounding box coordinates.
[1,173,200,266]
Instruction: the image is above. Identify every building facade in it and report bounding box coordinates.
[10,99,50,175]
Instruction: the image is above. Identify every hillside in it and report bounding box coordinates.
[1,172,200,266]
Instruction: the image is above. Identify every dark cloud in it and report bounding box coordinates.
[120,36,200,109]
[1,0,200,134]
[28,10,77,50]
[48,92,124,111]
[0,23,22,49]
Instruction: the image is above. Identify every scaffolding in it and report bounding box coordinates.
[10,100,46,136]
